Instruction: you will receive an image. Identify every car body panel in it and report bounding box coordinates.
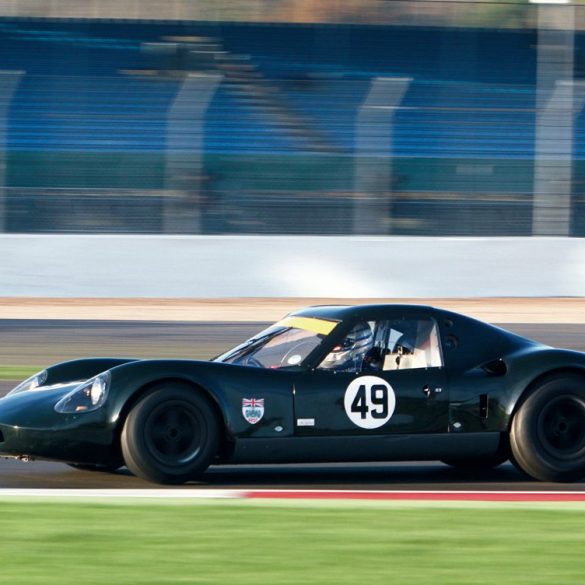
[293,367,448,436]
[229,433,503,464]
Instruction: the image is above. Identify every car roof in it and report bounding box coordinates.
[290,304,437,321]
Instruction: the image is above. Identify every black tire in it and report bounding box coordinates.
[67,463,122,473]
[510,374,585,482]
[121,384,220,485]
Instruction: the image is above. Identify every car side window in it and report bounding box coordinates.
[318,318,443,373]
[318,321,376,373]
[383,319,443,371]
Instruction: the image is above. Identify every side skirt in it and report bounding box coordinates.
[228,432,504,464]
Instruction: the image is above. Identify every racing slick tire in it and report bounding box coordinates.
[121,384,220,485]
[510,374,585,482]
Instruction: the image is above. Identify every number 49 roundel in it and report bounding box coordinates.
[343,376,396,429]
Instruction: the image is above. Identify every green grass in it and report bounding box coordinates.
[0,501,584,584]
[0,366,41,381]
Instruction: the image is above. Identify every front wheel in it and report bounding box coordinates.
[121,384,220,485]
[510,375,585,482]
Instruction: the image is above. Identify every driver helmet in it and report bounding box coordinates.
[321,321,374,371]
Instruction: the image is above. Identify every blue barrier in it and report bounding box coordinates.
[0,18,545,159]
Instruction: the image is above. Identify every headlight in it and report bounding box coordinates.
[54,372,110,414]
[8,370,48,396]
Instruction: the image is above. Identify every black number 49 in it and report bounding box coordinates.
[351,384,389,419]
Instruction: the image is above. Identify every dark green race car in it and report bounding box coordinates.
[2,304,585,484]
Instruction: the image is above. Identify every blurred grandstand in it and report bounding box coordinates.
[0,0,584,236]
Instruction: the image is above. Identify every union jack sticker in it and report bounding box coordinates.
[242,397,265,425]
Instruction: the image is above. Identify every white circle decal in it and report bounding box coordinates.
[344,376,396,429]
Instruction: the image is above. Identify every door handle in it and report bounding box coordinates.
[423,385,443,398]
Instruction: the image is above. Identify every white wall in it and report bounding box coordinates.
[1,234,583,298]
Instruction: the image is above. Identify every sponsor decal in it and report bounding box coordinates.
[343,376,396,430]
[242,397,265,424]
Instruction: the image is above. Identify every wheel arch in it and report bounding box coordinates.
[112,376,234,461]
[509,366,585,429]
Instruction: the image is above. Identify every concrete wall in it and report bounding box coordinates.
[1,234,583,298]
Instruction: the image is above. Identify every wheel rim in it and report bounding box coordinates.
[537,395,585,460]
[143,400,206,467]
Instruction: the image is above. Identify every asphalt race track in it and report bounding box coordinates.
[1,319,585,491]
[4,320,585,366]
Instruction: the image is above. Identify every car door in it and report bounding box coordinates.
[293,315,448,436]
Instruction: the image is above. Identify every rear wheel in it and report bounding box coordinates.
[121,384,220,485]
[510,375,585,482]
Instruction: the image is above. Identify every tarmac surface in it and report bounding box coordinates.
[0,459,580,491]
[1,319,585,491]
[3,320,585,367]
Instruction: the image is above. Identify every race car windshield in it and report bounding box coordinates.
[213,316,339,369]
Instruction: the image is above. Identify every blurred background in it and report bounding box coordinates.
[1,0,584,239]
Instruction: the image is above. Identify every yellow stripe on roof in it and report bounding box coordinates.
[278,316,339,336]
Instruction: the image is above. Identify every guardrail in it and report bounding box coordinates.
[1,235,583,298]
